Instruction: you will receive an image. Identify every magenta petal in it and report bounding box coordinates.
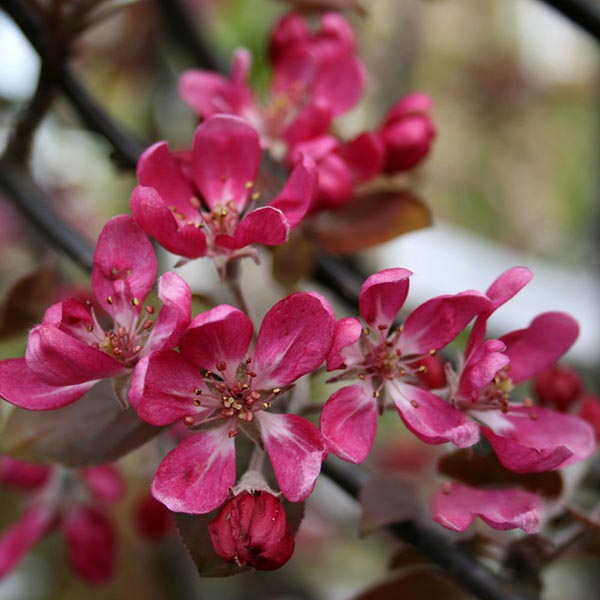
[192,115,261,211]
[26,325,126,386]
[320,384,377,463]
[269,155,317,228]
[254,292,335,388]
[482,405,595,473]
[399,291,489,356]
[0,358,98,410]
[0,506,53,578]
[81,466,124,503]
[0,457,50,490]
[129,351,207,426]
[216,206,289,250]
[433,483,542,534]
[144,272,191,354]
[256,412,324,501]
[179,305,253,381]
[327,317,363,371]
[152,425,236,514]
[137,142,196,219]
[501,312,579,384]
[130,185,207,259]
[359,268,412,329]
[485,267,533,310]
[313,54,365,116]
[179,70,238,118]
[458,339,509,402]
[91,215,157,318]
[389,382,480,447]
[342,131,385,182]
[61,507,115,583]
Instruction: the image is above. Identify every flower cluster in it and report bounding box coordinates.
[0,7,596,585]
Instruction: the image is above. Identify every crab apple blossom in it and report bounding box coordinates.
[208,473,295,571]
[129,292,335,514]
[433,483,543,535]
[179,12,365,154]
[378,93,436,174]
[130,114,317,271]
[320,268,490,464]
[534,364,583,412]
[0,215,191,411]
[0,458,122,582]
[447,267,595,474]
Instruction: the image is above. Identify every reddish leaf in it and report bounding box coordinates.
[359,473,420,534]
[315,190,432,255]
[438,449,563,499]
[353,569,469,600]
[276,0,366,15]
[0,266,58,336]
[176,499,304,577]
[0,380,161,467]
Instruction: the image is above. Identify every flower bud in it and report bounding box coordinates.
[534,364,583,411]
[379,93,436,173]
[208,490,295,571]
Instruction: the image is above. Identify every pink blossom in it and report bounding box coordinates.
[130,114,317,268]
[534,364,583,411]
[130,292,335,514]
[0,215,191,411]
[378,93,436,174]
[321,268,489,463]
[208,480,295,571]
[447,267,595,473]
[433,482,542,534]
[179,13,365,153]
[0,458,121,582]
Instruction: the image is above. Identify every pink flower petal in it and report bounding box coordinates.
[482,405,595,473]
[129,351,208,426]
[326,317,363,371]
[458,339,509,402]
[501,312,579,384]
[26,325,126,386]
[284,101,332,146]
[137,142,196,219]
[254,292,335,388]
[433,483,542,534]
[389,381,480,447]
[143,272,191,355]
[255,412,324,501]
[179,305,253,382]
[215,206,289,250]
[485,266,533,310]
[0,506,54,578]
[359,268,412,329]
[399,291,489,357]
[0,456,50,490]
[152,424,236,514]
[61,507,115,583]
[192,115,261,212]
[130,185,208,259]
[81,466,124,503]
[91,215,157,319]
[313,54,365,117]
[0,358,98,410]
[342,131,385,182]
[320,383,378,463]
[269,155,317,228]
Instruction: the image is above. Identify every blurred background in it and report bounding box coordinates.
[1,1,600,598]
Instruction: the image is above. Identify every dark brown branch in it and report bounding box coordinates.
[0,159,94,273]
[322,458,538,600]
[537,0,600,42]
[0,0,146,170]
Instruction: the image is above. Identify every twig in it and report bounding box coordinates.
[155,0,226,71]
[537,0,600,42]
[322,457,538,600]
[0,159,94,273]
[0,0,146,170]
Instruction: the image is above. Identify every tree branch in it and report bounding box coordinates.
[322,458,538,600]
[537,0,600,42]
[0,0,145,170]
[0,159,94,273]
